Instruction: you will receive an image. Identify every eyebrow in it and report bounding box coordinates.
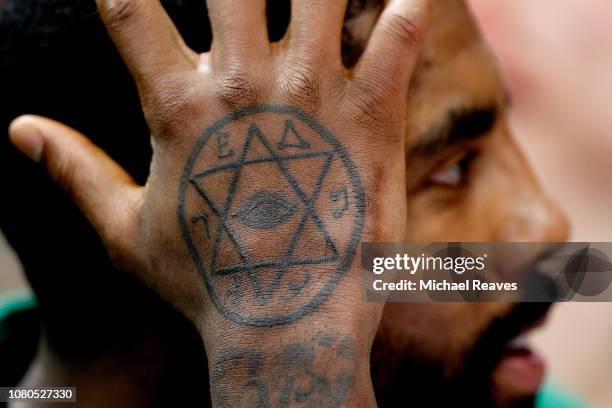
[411,105,498,156]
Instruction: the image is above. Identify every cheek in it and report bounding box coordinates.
[404,192,475,241]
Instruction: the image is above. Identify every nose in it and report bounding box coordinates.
[542,199,571,242]
[498,195,571,243]
[494,195,570,280]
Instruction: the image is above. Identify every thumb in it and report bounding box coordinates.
[8,115,144,263]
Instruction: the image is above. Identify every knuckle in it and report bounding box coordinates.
[98,0,143,29]
[346,80,391,130]
[216,69,261,109]
[145,80,204,137]
[279,59,321,107]
[385,14,424,51]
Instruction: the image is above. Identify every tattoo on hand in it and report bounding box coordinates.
[178,106,365,327]
[330,187,350,219]
[211,333,356,408]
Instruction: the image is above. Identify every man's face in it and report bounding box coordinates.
[365,0,569,406]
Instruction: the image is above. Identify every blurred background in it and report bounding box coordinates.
[1,0,612,406]
[469,1,612,406]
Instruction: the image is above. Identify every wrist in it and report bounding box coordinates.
[204,327,376,408]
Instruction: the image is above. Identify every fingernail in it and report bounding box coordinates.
[9,118,44,163]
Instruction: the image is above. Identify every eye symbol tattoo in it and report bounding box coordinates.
[232,190,297,230]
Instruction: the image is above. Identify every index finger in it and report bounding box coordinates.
[97,0,199,91]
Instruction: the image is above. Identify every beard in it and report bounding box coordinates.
[371,302,551,407]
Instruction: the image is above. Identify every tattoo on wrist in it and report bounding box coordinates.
[178,105,365,327]
[211,332,357,408]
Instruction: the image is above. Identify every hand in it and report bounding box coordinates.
[9,0,428,406]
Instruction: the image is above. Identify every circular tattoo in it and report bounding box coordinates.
[178,105,365,326]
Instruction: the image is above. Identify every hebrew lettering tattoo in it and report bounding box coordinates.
[330,187,349,219]
[191,212,212,239]
[211,333,356,408]
[178,105,365,326]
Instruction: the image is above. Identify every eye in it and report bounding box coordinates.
[232,190,297,230]
[430,163,462,187]
[428,151,477,188]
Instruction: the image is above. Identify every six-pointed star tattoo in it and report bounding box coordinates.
[178,106,364,327]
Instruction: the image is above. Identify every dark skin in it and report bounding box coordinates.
[1,0,568,406]
[9,0,429,406]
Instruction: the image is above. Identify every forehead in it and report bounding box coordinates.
[406,0,507,143]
